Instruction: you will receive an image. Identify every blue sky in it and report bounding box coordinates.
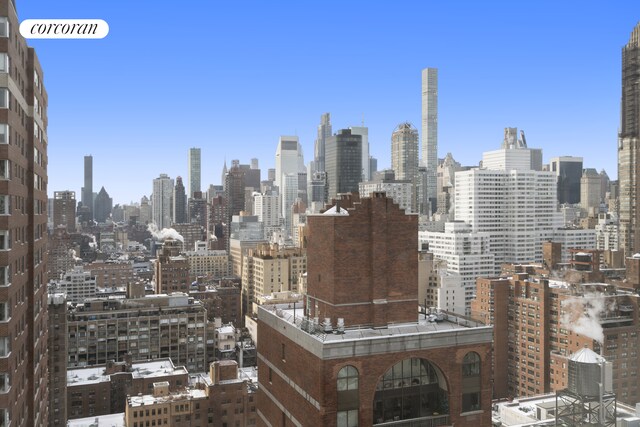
[19,1,639,204]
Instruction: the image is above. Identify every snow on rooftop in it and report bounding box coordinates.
[217,325,235,334]
[67,413,125,427]
[323,205,349,215]
[128,388,207,407]
[570,347,605,364]
[67,359,186,386]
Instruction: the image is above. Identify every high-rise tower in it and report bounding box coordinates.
[313,113,331,173]
[188,147,201,198]
[82,155,93,220]
[152,174,174,229]
[325,129,362,200]
[391,122,419,182]
[0,4,50,425]
[173,176,187,224]
[619,22,640,257]
[421,67,438,215]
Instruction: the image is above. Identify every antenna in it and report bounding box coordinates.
[361,113,364,127]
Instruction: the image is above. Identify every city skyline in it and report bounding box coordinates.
[17,1,639,204]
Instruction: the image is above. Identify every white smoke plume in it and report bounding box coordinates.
[69,249,82,263]
[560,295,614,344]
[147,223,184,242]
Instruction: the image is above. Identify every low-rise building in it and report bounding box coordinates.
[66,293,212,372]
[67,358,188,420]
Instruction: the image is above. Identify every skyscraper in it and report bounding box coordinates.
[618,22,640,257]
[152,174,174,229]
[275,135,305,190]
[391,122,419,182]
[421,67,438,214]
[313,113,331,172]
[325,129,362,200]
[188,147,201,198]
[82,155,93,220]
[94,186,113,222]
[549,156,583,204]
[0,7,50,424]
[173,176,187,224]
[53,190,76,232]
[350,125,370,181]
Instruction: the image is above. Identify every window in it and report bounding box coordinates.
[0,373,8,392]
[0,124,8,144]
[0,231,9,250]
[0,337,9,357]
[0,196,9,215]
[0,54,7,73]
[0,160,9,180]
[0,18,7,37]
[462,352,481,412]
[0,302,8,321]
[0,89,7,109]
[337,366,359,427]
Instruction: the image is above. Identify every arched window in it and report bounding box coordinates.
[337,365,359,427]
[462,352,481,412]
[373,358,449,425]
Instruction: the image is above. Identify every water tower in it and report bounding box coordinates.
[555,348,616,426]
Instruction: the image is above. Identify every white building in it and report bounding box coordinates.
[359,180,414,213]
[422,222,496,313]
[152,174,174,229]
[274,136,304,191]
[596,213,619,251]
[454,138,562,266]
[552,228,597,263]
[54,266,97,303]
[254,191,282,240]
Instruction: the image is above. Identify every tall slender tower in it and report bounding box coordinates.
[619,22,640,257]
[188,147,201,198]
[314,113,331,173]
[0,5,50,425]
[173,176,187,224]
[82,155,93,220]
[421,67,438,215]
[152,174,174,229]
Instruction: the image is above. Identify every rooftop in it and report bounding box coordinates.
[258,304,492,360]
[67,359,187,386]
[127,388,207,407]
[67,413,125,427]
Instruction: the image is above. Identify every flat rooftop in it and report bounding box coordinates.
[128,388,207,408]
[68,359,188,386]
[67,413,125,427]
[258,304,492,360]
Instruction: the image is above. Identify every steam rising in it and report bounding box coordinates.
[560,295,614,344]
[147,223,184,242]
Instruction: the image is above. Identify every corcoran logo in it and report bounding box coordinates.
[19,19,109,39]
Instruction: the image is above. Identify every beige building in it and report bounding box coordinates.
[184,247,228,279]
[65,293,213,372]
[241,243,306,316]
[125,360,257,427]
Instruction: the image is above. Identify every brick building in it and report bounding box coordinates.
[124,360,257,427]
[67,358,188,420]
[48,293,68,427]
[257,193,493,426]
[471,267,640,403]
[154,238,190,294]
